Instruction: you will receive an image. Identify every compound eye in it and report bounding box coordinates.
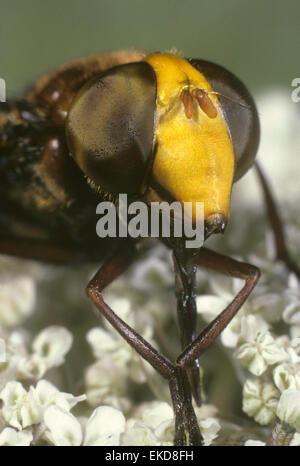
[66,62,157,195]
[188,58,260,181]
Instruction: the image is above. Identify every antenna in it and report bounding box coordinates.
[207,91,250,110]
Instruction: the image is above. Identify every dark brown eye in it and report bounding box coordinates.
[66,62,157,195]
[188,58,260,181]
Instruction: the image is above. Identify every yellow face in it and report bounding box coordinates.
[143,53,235,225]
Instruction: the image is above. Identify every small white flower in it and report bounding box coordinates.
[236,333,287,376]
[85,313,156,407]
[0,276,35,327]
[43,406,82,446]
[0,427,33,446]
[0,326,74,387]
[196,293,241,348]
[290,433,300,446]
[196,277,276,349]
[235,316,287,375]
[16,354,47,381]
[84,358,131,412]
[140,401,174,430]
[0,332,27,391]
[0,381,27,430]
[122,419,160,446]
[103,297,134,328]
[84,406,126,446]
[290,326,300,340]
[130,248,173,291]
[0,379,86,430]
[32,326,73,369]
[30,379,86,413]
[277,390,300,432]
[273,362,300,392]
[121,401,220,446]
[289,337,300,363]
[199,418,221,446]
[283,301,300,326]
[238,314,270,342]
[15,325,73,381]
[154,419,174,445]
[196,295,229,319]
[244,439,266,446]
[288,274,300,292]
[121,401,174,445]
[193,404,220,446]
[43,405,125,446]
[243,379,280,425]
[251,292,284,324]
[87,327,129,361]
[283,274,300,326]
[194,404,218,420]
[139,401,174,444]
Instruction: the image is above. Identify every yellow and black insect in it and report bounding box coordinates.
[0,50,298,446]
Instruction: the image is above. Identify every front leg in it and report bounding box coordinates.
[173,247,202,406]
[177,248,260,370]
[86,246,203,446]
[86,248,174,379]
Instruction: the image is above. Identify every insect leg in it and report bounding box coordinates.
[254,161,300,278]
[86,248,203,446]
[173,249,202,406]
[0,236,84,264]
[169,365,203,446]
[86,249,174,379]
[176,248,260,369]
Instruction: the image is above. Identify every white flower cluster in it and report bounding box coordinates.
[83,279,221,446]
[84,297,156,413]
[120,402,220,446]
[0,325,73,388]
[0,249,220,446]
[196,262,300,445]
[0,257,37,328]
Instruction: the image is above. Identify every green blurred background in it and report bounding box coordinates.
[1,0,299,97]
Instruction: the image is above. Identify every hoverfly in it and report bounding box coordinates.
[0,50,299,446]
